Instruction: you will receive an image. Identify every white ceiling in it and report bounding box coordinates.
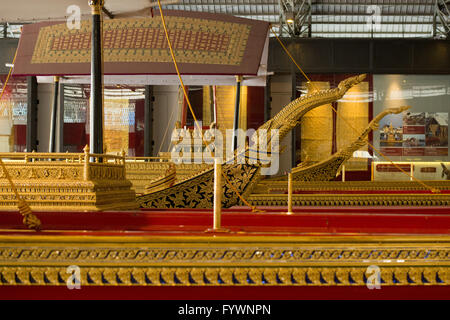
[0,0,447,38]
[0,0,154,23]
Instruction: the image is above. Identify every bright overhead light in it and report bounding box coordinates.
[148,0,179,7]
[286,12,294,24]
[5,63,14,68]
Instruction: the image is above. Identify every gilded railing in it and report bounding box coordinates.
[125,156,211,195]
[0,149,126,182]
[250,180,450,207]
[0,146,137,211]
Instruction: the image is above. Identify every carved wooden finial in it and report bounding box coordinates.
[83,145,90,153]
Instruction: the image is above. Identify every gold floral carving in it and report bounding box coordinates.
[0,235,448,286]
[137,163,260,209]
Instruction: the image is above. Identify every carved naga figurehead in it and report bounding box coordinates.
[244,74,368,169]
[337,74,367,97]
[255,74,367,145]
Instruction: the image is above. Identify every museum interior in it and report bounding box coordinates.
[0,0,449,300]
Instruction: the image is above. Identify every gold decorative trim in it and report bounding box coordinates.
[256,180,450,193]
[1,266,447,286]
[0,234,448,286]
[248,193,450,207]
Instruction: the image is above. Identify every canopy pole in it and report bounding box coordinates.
[49,76,59,152]
[231,75,242,151]
[89,0,104,154]
[144,85,154,157]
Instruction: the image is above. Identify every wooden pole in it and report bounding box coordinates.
[287,172,293,215]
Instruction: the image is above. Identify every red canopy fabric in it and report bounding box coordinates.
[13,10,269,77]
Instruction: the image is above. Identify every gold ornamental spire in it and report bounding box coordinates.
[89,0,104,15]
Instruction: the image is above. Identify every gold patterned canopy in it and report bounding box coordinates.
[14,11,269,76]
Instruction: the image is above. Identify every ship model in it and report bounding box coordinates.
[0,7,448,298]
[137,74,411,209]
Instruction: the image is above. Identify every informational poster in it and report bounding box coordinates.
[373,161,450,181]
[379,112,448,157]
[425,112,449,156]
[379,113,404,156]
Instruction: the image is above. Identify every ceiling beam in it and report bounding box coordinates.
[311,31,432,34]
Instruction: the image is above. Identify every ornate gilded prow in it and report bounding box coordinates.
[256,74,367,143]
[137,74,366,209]
[292,105,411,181]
